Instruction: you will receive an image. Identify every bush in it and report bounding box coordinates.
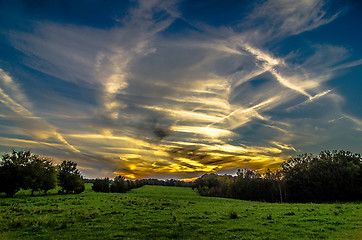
[92,178,110,192]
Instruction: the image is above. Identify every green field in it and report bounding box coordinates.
[0,184,361,239]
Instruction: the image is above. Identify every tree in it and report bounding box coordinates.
[58,160,85,194]
[92,178,110,192]
[281,153,315,202]
[23,155,57,196]
[281,150,362,202]
[0,150,30,197]
[110,175,127,193]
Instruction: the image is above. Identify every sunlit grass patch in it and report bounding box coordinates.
[0,185,361,239]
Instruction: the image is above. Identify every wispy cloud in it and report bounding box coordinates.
[244,0,339,39]
[0,0,360,179]
[0,68,80,153]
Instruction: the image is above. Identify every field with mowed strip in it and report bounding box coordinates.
[0,184,361,239]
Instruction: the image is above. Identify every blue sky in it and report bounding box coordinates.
[0,0,361,180]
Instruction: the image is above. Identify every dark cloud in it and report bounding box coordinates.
[0,0,361,180]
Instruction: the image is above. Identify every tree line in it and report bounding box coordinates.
[3,149,360,202]
[91,177,192,193]
[0,150,192,197]
[193,150,362,203]
[0,150,84,197]
[91,176,143,193]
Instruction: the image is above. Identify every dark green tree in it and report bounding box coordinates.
[281,150,362,202]
[23,155,57,196]
[58,160,84,194]
[110,175,127,193]
[0,150,30,197]
[92,178,110,192]
[281,153,315,202]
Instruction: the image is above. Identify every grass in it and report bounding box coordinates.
[0,184,361,239]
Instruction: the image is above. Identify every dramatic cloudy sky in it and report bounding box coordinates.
[0,0,361,180]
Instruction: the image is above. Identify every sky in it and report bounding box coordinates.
[0,0,361,180]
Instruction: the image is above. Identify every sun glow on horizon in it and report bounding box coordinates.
[0,0,361,180]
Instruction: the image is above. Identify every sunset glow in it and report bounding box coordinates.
[0,0,361,179]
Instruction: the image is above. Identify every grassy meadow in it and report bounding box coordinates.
[0,184,361,240]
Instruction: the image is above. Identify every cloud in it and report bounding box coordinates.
[244,0,339,40]
[0,68,80,153]
[332,59,362,71]
[0,0,360,179]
